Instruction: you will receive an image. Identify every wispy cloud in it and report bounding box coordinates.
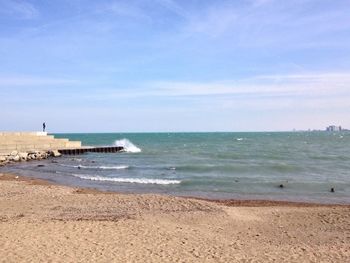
[144,72,350,98]
[181,0,350,49]
[101,1,151,22]
[251,0,275,8]
[154,0,188,18]
[75,72,350,110]
[185,9,237,37]
[0,0,39,19]
[0,75,78,87]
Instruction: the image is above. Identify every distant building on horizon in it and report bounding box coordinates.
[326,125,342,132]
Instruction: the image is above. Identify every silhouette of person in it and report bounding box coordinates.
[43,122,46,132]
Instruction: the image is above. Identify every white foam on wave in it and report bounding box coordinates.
[236,138,244,141]
[114,139,141,153]
[60,164,129,170]
[72,174,181,185]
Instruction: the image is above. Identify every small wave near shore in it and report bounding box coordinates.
[72,174,181,185]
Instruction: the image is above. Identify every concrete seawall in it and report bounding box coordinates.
[0,132,125,165]
[0,132,82,155]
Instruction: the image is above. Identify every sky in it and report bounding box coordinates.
[0,0,350,132]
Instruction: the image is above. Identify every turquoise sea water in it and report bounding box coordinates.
[2,132,350,204]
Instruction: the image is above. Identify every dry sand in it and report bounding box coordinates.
[0,173,349,262]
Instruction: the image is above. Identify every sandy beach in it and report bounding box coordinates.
[0,173,349,262]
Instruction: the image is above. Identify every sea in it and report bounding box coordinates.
[1,132,350,204]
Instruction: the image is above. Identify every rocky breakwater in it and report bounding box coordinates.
[0,150,62,166]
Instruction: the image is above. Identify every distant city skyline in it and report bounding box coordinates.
[1,0,350,132]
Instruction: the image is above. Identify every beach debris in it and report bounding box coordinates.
[37,164,45,167]
[15,176,19,179]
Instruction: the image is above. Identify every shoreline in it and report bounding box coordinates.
[1,172,348,207]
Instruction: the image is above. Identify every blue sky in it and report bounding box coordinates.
[1,0,350,132]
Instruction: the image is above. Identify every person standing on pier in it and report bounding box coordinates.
[43,122,46,132]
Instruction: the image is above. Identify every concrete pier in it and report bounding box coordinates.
[0,132,124,156]
[58,146,124,155]
[0,132,82,155]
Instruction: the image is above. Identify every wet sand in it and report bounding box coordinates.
[0,173,349,262]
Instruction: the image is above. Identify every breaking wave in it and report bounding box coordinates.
[72,174,181,185]
[114,139,141,153]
